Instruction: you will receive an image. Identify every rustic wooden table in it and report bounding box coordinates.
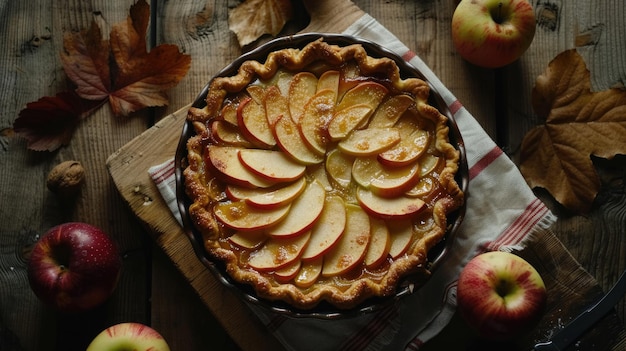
[1,0,625,350]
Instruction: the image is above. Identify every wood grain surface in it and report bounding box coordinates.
[1,0,625,350]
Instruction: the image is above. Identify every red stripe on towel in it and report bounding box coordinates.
[469,146,503,180]
[339,305,398,351]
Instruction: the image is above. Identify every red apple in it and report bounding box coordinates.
[456,251,547,340]
[86,322,170,351]
[27,222,122,313]
[451,0,536,68]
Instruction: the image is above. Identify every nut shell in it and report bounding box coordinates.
[46,160,85,197]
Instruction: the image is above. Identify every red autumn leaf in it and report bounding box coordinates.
[13,91,104,151]
[61,0,191,117]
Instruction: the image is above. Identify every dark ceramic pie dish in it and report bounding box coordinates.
[175,33,468,319]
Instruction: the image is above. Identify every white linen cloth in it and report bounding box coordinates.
[148,13,557,350]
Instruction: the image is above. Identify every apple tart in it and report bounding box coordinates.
[182,36,464,310]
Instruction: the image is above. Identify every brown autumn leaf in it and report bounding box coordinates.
[229,0,293,47]
[520,49,626,214]
[62,0,191,117]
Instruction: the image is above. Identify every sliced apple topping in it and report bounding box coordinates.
[378,129,430,167]
[325,149,354,189]
[228,230,267,250]
[387,220,414,259]
[209,120,252,147]
[246,85,267,105]
[298,89,336,155]
[264,85,290,126]
[273,115,324,165]
[207,145,275,188]
[294,258,323,288]
[267,181,326,238]
[357,187,426,220]
[328,104,373,141]
[364,218,391,269]
[238,97,276,148]
[316,70,340,102]
[352,157,420,197]
[336,81,388,112]
[322,204,371,277]
[247,231,311,271]
[226,177,306,209]
[274,260,302,283]
[214,201,291,231]
[288,72,318,122]
[368,94,414,128]
[239,149,306,182]
[338,127,401,156]
[218,101,239,126]
[301,196,347,261]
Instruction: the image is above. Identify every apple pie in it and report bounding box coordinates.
[183,37,464,310]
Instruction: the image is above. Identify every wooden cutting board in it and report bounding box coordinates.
[106,2,365,350]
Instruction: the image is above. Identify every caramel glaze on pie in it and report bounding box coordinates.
[183,38,464,310]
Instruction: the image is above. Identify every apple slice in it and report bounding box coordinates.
[246,85,266,104]
[378,129,430,167]
[273,115,324,165]
[298,89,336,155]
[238,149,306,182]
[288,72,318,122]
[308,163,333,191]
[352,156,420,197]
[364,218,391,269]
[267,181,326,238]
[294,258,323,288]
[247,231,311,271]
[419,154,442,176]
[238,97,276,148]
[327,104,373,141]
[316,70,340,102]
[226,177,306,209]
[274,259,302,283]
[208,146,275,188]
[338,128,401,157]
[214,201,291,231]
[367,94,414,128]
[336,81,388,112]
[387,220,414,259]
[301,196,347,261]
[219,101,239,126]
[405,177,435,198]
[356,187,425,220]
[228,230,267,250]
[264,85,290,126]
[322,204,371,277]
[325,149,354,189]
[209,120,252,147]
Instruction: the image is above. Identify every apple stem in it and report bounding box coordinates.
[495,278,513,297]
[492,2,504,24]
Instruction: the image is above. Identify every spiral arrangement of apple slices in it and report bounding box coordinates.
[184,39,464,310]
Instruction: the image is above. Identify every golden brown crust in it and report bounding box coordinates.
[183,37,464,310]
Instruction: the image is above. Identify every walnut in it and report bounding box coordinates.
[46,160,85,197]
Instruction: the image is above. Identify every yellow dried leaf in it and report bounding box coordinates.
[228,0,293,47]
[520,49,626,214]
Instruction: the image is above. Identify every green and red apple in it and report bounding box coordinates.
[451,0,537,68]
[456,251,547,340]
[86,323,170,351]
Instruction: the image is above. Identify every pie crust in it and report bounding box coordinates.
[183,37,464,310]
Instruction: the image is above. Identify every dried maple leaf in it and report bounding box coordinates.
[520,49,626,214]
[61,0,191,117]
[13,91,104,151]
[229,0,293,47]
